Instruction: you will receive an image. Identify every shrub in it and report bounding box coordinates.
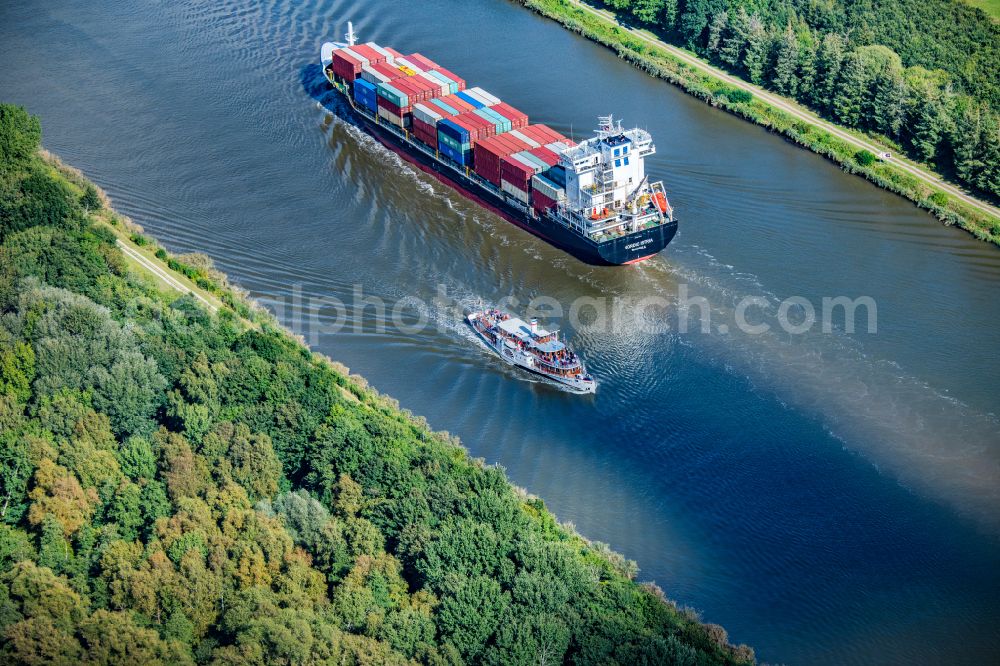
[726,88,754,104]
[130,233,149,246]
[80,184,101,212]
[0,103,41,163]
[154,248,167,260]
[855,150,877,167]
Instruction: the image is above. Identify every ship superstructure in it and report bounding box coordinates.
[320,27,678,265]
[552,116,673,242]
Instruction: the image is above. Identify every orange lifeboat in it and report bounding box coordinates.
[652,192,668,214]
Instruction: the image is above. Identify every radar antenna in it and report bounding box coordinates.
[345,21,357,46]
[596,114,624,138]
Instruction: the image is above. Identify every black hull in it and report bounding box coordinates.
[329,83,677,265]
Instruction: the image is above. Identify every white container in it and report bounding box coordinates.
[463,88,494,107]
[413,102,443,126]
[394,57,423,73]
[532,174,565,201]
[545,141,570,156]
[377,106,407,128]
[416,71,449,97]
[360,66,391,85]
[512,150,547,173]
[501,180,530,203]
[468,87,501,106]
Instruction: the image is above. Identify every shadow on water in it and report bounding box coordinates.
[300,63,355,122]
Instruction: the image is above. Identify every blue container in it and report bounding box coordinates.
[438,118,471,144]
[455,91,485,109]
[438,140,471,165]
[353,79,378,113]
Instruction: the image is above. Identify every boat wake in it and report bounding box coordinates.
[636,249,1000,532]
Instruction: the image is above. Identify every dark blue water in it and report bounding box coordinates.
[2,1,999,663]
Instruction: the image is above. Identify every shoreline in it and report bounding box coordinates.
[512,0,1000,246]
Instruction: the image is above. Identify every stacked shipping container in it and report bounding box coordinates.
[331,42,575,210]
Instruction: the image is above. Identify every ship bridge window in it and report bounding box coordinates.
[623,157,629,166]
[614,148,620,157]
[623,145,628,154]
[614,159,621,167]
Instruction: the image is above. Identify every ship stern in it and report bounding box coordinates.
[595,220,678,265]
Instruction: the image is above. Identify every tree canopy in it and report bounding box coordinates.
[594,0,1000,199]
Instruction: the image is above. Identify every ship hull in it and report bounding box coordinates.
[328,82,677,266]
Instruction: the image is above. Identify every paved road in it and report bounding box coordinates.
[116,238,218,312]
[565,0,1000,221]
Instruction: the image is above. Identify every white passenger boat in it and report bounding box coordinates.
[466,309,596,394]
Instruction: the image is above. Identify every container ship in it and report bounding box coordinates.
[320,24,678,265]
[467,309,596,393]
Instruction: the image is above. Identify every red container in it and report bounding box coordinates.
[453,112,493,144]
[440,94,474,114]
[412,117,438,146]
[409,75,442,102]
[408,53,439,71]
[351,43,386,64]
[377,95,410,117]
[521,124,568,145]
[384,46,404,59]
[473,134,529,186]
[490,102,528,130]
[393,76,422,102]
[432,67,466,91]
[391,77,423,104]
[531,189,557,215]
[371,62,403,81]
[332,49,364,82]
[500,153,536,192]
[528,146,559,167]
[517,125,546,145]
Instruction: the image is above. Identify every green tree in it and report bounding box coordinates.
[742,16,769,85]
[706,11,728,54]
[436,575,510,662]
[80,185,101,213]
[632,0,667,25]
[0,104,41,164]
[874,71,907,138]
[771,25,800,96]
[0,524,35,570]
[718,8,749,68]
[814,33,846,111]
[0,342,35,404]
[832,51,868,126]
[796,32,818,102]
[679,0,718,46]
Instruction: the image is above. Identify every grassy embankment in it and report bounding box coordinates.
[515,0,1000,245]
[963,0,1000,20]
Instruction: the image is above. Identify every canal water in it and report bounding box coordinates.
[2,1,998,663]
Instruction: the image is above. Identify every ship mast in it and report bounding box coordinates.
[345,21,357,46]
